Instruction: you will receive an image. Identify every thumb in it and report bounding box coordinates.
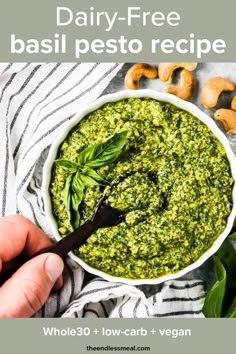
[0,254,64,318]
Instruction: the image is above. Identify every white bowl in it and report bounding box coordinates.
[42,90,236,285]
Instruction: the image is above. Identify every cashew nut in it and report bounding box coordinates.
[124,63,158,90]
[231,96,236,111]
[200,77,235,109]
[158,63,197,83]
[163,69,195,101]
[214,109,236,134]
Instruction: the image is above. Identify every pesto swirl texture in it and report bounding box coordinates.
[50,98,233,279]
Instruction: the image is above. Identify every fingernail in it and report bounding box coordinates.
[45,255,64,282]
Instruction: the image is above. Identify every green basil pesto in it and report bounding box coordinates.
[50,98,233,280]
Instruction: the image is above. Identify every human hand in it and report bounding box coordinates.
[0,215,64,318]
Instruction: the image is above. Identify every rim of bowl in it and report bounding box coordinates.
[42,89,236,285]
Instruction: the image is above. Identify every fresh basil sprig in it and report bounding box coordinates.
[203,235,236,318]
[203,256,226,318]
[55,131,128,229]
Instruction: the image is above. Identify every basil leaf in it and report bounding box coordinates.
[225,295,236,317]
[77,131,128,168]
[55,159,79,172]
[71,187,83,210]
[71,193,81,229]
[71,173,84,204]
[79,174,101,186]
[71,210,80,229]
[82,167,109,186]
[203,256,226,318]
[63,175,73,220]
[216,239,236,276]
[216,239,236,314]
[228,231,236,241]
[70,173,85,229]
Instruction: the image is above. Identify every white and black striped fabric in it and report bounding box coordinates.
[0,63,205,318]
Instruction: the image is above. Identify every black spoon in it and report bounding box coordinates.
[0,197,123,286]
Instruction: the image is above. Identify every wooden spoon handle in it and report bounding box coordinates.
[34,221,96,258]
[0,203,121,285]
[0,221,96,286]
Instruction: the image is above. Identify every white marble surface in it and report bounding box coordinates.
[102,63,236,288]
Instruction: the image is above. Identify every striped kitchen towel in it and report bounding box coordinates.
[0,63,205,318]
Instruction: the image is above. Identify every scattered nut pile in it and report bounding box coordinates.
[124,63,236,135]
